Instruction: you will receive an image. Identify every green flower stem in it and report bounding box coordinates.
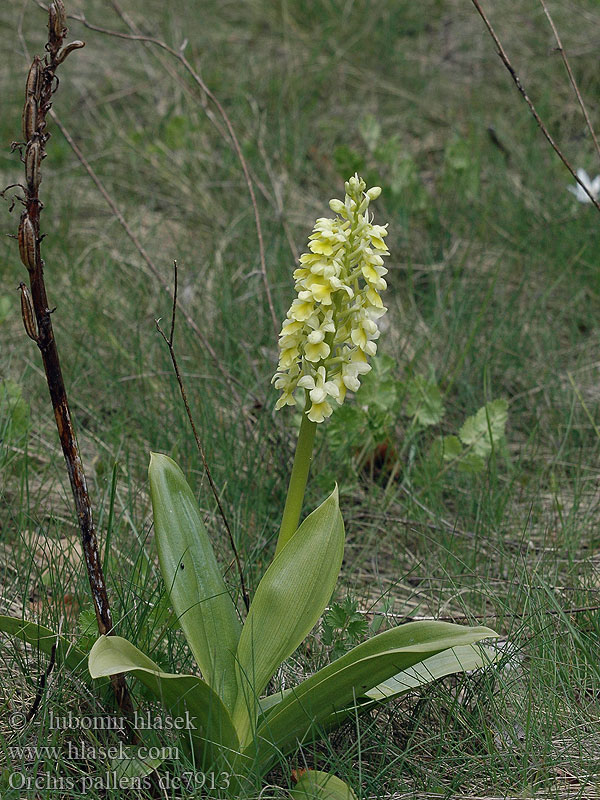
[275,398,317,556]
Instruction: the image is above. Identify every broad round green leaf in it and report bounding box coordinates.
[148,453,241,711]
[291,770,358,800]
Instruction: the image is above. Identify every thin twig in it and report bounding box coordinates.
[538,0,600,163]
[470,0,600,213]
[25,641,56,723]
[62,1,279,336]
[9,0,134,721]
[156,262,250,612]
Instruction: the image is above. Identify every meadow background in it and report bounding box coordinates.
[1,0,600,797]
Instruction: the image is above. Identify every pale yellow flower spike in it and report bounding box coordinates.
[272,174,389,422]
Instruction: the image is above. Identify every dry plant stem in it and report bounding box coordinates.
[25,641,56,723]
[66,2,279,336]
[156,262,250,613]
[538,0,600,163]
[470,0,600,213]
[13,0,133,720]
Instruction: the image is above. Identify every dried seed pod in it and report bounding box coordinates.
[49,0,67,39]
[48,3,60,40]
[25,57,43,100]
[25,141,42,195]
[22,97,38,142]
[56,41,85,65]
[18,214,37,272]
[19,283,39,342]
[54,0,67,29]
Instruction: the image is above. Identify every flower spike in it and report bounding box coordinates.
[273,174,389,421]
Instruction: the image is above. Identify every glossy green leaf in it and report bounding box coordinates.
[88,635,242,771]
[148,453,240,711]
[0,615,89,679]
[260,643,499,726]
[233,487,344,743]
[291,770,358,800]
[250,621,497,769]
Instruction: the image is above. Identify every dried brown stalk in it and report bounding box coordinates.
[25,640,56,723]
[6,0,132,717]
[470,0,600,213]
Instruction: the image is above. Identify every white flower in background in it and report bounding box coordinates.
[273,174,389,422]
[568,167,600,204]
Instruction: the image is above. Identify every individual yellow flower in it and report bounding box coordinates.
[298,367,339,422]
[272,363,300,409]
[273,173,390,421]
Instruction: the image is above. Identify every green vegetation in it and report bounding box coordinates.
[1,1,600,798]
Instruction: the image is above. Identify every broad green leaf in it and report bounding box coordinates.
[432,434,462,463]
[233,487,344,743]
[459,399,508,458]
[358,355,398,412]
[250,621,497,769]
[148,453,240,711]
[365,643,499,700]
[259,645,500,731]
[404,376,444,426]
[457,451,486,474]
[259,646,498,736]
[111,747,164,782]
[88,635,242,771]
[0,615,89,680]
[291,770,358,800]
[313,644,502,735]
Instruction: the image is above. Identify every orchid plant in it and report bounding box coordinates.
[88,176,498,797]
[1,175,498,799]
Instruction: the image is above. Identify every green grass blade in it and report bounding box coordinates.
[233,486,344,743]
[148,452,241,711]
[88,635,242,770]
